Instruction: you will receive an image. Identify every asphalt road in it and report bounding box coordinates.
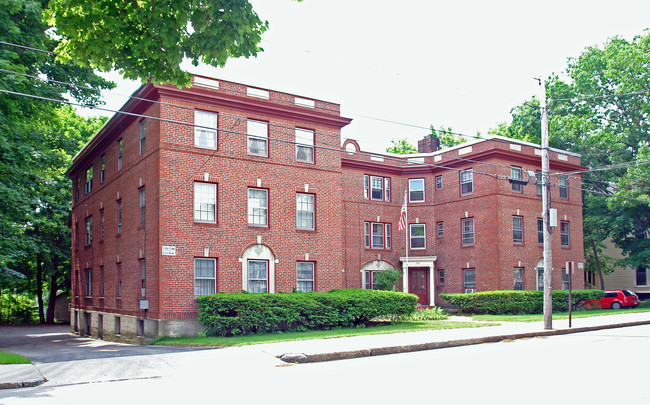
[0,325,205,363]
[2,324,649,404]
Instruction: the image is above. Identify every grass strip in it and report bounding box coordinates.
[470,306,650,323]
[153,320,492,347]
[0,350,31,365]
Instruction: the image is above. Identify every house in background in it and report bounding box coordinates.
[586,239,650,299]
[67,76,586,342]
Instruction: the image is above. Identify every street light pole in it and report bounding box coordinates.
[540,79,553,330]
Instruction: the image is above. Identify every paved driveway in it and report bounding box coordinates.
[0,325,204,363]
[0,325,210,387]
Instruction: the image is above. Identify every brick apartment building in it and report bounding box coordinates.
[68,76,585,342]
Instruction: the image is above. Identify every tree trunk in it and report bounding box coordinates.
[36,256,45,323]
[46,273,59,324]
[591,239,605,290]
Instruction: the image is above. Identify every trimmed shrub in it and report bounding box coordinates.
[439,290,604,315]
[197,288,418,336]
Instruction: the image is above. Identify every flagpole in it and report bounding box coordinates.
[404,191,408,292]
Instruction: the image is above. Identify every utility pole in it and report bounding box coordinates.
[539,79,553,330]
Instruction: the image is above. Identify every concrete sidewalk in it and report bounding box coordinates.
[2,312,650,389]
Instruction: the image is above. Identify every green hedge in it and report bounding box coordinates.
[197,288,418,336]
[439,290,605,315]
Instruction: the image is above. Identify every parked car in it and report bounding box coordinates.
[586,290,640,309]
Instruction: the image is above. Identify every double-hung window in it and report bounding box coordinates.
[247,260,268,293]
[409,224,426,249]
[560,221,570,246]
[559,175,568,199]
[247,119,268,157]
[139,259,146,297]
[536,172,543,195]
[511,167,522,192]
[85,268,92,296]
[460,169,473,195]
[139,187,146,226]
[462,218,475,245]
[194,258,216,296]
[436,175,443,190]
[101,155,105,183]
[139,119,146,155]
[85,216,92,245]
[194,110,218,149]
[437,221,444,237]
[248,188,268,226]
[295,128,314,163]
[409,178,425,202]
[537,219,544,244]
[116,199,122,234]
[85,167,93,194]
[364,222,391,249]
[296,193,315,230]
[117,139,123,171]
[512,216,523,244]
[194,182,217,223]
[514,268,524,290]
[100,209,104,240]
[363,175,390,201]
[296,262,315,292]
[463,268,476,293]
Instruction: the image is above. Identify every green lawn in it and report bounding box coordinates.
[0,350,31,365]
[153,319,491,347]
[470,306,650,323]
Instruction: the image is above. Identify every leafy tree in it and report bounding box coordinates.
[429,125,473,148]
[0,0,112,323]
[386,138,417,154]
[375,268,402,291]
[46,0,270,86]
[490,33,650,286]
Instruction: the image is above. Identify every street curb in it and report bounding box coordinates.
[278,320,650,363]
[0,364,46,390]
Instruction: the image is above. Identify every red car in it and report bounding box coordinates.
[587,290,640,309]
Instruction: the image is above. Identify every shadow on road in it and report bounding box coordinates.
[0,324,207,363]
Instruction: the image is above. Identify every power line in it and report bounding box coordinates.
[0,40,57,55]
[550,90,650,103]
[0,87,501,180]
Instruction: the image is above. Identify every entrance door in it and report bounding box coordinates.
[409,268,429,305]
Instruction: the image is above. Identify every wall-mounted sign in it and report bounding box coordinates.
[162,246,176,256]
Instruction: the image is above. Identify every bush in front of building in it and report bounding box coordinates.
[197,288,418,336]
[439,290,604,315]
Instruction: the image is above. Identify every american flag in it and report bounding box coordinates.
[398,193,407,231]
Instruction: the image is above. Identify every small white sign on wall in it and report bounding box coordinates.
[162,246,176,256]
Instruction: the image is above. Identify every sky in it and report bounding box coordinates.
[84,0,650,153]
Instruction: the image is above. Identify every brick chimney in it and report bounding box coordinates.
[417,136,440,153]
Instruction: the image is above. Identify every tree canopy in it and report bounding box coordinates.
[490,33,650,284]
[1,0,112,322]
[46,0,269,86]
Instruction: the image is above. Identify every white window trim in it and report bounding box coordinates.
[194,110,218,149]
[295,128,314,163]
[194,182,217,223]
[248,188,268,227]
[296,262,315,292]
[409,223,426,249]
[194,258,216,296]
[460,169,473,195]
[247,119,269,157]
[296,193,315,230]
[462,217,475,246]
[409,178,425,202]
